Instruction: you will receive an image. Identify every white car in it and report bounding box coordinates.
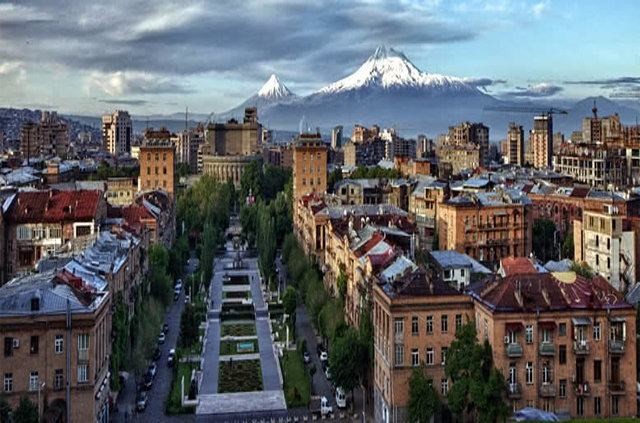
[335,387,347,409]
[158,332,166,344]
[324,366,332,381]
[320,351,328,362]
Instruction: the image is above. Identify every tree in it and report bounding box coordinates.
[327,169,342,193]
[329,327,367,409]
[148,244,172,306]
[240,159,263,199]
[14,396,38,423]
[562,230,574,259]
[336,269,347,301]
[0,395,11,423]
[570,261,594,279]
[532,219,557,262]
[445,322,508,423]
[180,303,200,348]
[283,286,297,330]
[408,366,440,423]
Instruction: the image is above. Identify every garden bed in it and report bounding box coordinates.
[221,323,256,337]
[221,311,255,321]
[166,362,197,415]
[221,303,254,313]
[220,339,259,355]
[218,360,263,393]
[281,349,310,407]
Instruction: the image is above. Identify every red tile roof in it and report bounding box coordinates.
[500,257,537,276]
[6,190,102,224]
[121,204,155,225]
[353,232,385,258]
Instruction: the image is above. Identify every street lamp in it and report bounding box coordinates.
[38,381,46,418]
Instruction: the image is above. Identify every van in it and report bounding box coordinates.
[335,387,347,409]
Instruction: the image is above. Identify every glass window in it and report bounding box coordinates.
[525,325,533,344]
[594,360,601,383]
[30,336,38,354]
[411,349,419,367]
[577,397,584,416]
[78,364,88,383]
[426,316,433,334]
[54,369,63,390]
[426,348,434,365]
[394,345,404,366]
[558,323,566,336]
[559,379,567,398]
[559,345,566,364]
[441,378,448,395]
[3,373,12,392]
[411,316,418,336]
[525,362,533,384]
[612,396,619,416]
[593,322,601,341]
[441,347,448,365]
[441,315,448,333]
[29,371,39,391]
[594,396,601,416]
[455,314,463,330]
[78,334,89,350]
[394,318,404,335]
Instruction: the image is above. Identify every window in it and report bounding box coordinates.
[596,254,599,266]
[594,396,601,416]
[426,348,434,365]
[3,373,12,392]
[541,329,551,343]
[163,167,167,175]
[411,316,418,336]
[559,379,566,398]
[411,349,419,367]
[455,314,463,330]
[426,316,433,334]
[607,257,610,269]
[441,378,449,395]
[441,315,448,333]
[30,336,38,354]
[593,360,601,383]
[4,337,12,357]
[525,325,533,344]
[443,269,451,279]
[593,322,601,341]
[54,369,63,390]
[17,226,32,240]
[559,345,566,365]
[78,334,89,350]
[394,345,404,366]
[558,323,566,336]
[49,227,62,238]
[607,238,611,250]
[154,166,159,175]
[147,167,150,175]
[525,362,533,384]
[75,225,91,237]
[441,347,448,365]
[611,396,619,416]
[29,371,39,391]
[576,397,584,416]
[78,364,88,383]
[394,318,404,336]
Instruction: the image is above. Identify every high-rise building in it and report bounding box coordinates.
[292,132,327,200]
[102,110,132,155]
[20,111,69,160]
[582,104,623,145]
[531,114,553,169]
[447,122,490,166]
[331,125,343,150]
[138,140,176,195]
[507,122,525,166]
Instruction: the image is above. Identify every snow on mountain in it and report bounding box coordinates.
[316,45,479,95]
[257,74,295,99]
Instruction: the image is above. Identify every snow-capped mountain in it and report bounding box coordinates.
[316,45,478,96]
[257,74,295,99]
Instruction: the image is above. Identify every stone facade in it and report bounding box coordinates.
[138,142,176,196]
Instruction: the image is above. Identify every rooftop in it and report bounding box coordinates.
[430,250,492,274]
[5,189,102,223]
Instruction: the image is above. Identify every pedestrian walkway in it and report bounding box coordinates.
[197,391,286,415]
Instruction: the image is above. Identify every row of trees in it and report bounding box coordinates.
[0,395,39,423]
[532,218,574,262]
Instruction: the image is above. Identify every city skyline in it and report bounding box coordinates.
[0,0,638,115]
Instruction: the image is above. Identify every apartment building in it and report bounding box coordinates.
[20,111,69,160]
[292,132,328,200]
[437,190,532,267]
[554,145,627,189]
[105,177,137,206]
[437,144,481,174]
[0,270,111,422]
[574,207,635,292]
[447,121,490,166]
[138,141,176,196]
[469,272,636,418]
[408,178,448,251]
[372,268,474,423]
[102,110,132,156]
[507,123,525,166]
[531,115,553,169]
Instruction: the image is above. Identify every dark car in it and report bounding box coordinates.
[174,292,180,302]
[167,349,176,367]
[143,373,153,390]
[136,390,148,411]
[163,323,169,334]
[153,348,161,361]
[303,351,311,364]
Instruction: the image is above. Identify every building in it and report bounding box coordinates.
[448,122,490,166]
[331,125,343,150]
[574,207,635,292]
[437,190,531,267]
[372,268,474,422]
[292,132,328,200]
[531,114,553,169]
[343,138,386,167]
[581,106,623,145]
[102,110,132,156]
[469,272,636,418]
[0,211,4,285]
[138,141,176,195]
[408,178,448,251]
[352,124,380,143]
[437,144,481,174]
[3,190,107,279]
[0,270,111,422]
[105,177,137,206]
[386,137,416,160]
[554,144,627,189]
[428,250,491,290]
[20,111,69,160]
[507,123,525,166]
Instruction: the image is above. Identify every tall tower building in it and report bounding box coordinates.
[102,110,132,155]
[530,114,553,169]
[292,132,327,200]
[138,139,176,196]
[448,122,490,166]
[20,111,69,160]
[507,122,525,166]
[331,126,343,150]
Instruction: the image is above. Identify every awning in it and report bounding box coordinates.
[610,316,626,323]
[505,322,524,331]
[571,317,591,326]
[538,321,556,330]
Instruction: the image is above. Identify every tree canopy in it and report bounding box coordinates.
[408,366,440,423]
[532,219,557,262]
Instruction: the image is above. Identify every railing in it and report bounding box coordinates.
[539,383,556,397]
[573,340,590,355]
[506,343,523,358]
[574,381,591,396]
[507,383,522,398]
[608,380,626,393]
[609,339,625,354]
[539,341,555,356]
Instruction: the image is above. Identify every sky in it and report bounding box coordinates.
[0,0,638,116]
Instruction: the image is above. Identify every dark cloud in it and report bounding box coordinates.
[565,76,640,86]
[462,77,507,92]
[503,83,563,98]
[98,98,149,106]
[0,0,477,89]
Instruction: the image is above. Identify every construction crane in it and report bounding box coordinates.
[483,105,568,116]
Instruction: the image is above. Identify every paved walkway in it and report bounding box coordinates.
[196,391,287,415]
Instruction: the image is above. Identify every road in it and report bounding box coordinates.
[111,255,198,423]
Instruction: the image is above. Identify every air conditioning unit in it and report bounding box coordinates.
[12,338,20,348]
[504,336,510,344]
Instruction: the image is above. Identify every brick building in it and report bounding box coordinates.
[292,132,327,200]
[138,141,176,196]
[20,111,69,160]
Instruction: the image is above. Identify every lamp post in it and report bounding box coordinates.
[38,381,46,418]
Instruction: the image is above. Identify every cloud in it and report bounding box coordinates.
[87,71,193,96]
[504,83,563,98]
[462,77,507,91]
[0,60,26,83]
[609,86,640,99]
[531,1,549,17]
[98,98,149,106]
[565,76,640,86]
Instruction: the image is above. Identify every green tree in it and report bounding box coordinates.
[562,230,574,259]
[257,203,277,289]
[408,366,440,423]
[0,395,11,423]
[240,159,263,199]
[570,261,594,279]
[180,303,200,348]
[13,396,38,423]
[148,244,173,306]
[445,322,508,423]
[327,168,343,193]
[328,327,366,405]
[176,163,191,179]
[532,219,557,262]
[336,269,347,301]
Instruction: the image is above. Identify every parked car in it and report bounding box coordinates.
[174,292,180,301]
[320,351,328,363]
[309,396,333,417]
[324,366,332,381]
[303,351,311,364]
[158,332,166,344]
[148,363,157,379]
[167,349,176,367]
[152,348,161,361]
[174,282,182,292]
[143,373,153,390]
[136,390,148,411]
[163,323,169,334]
[335,387,347,409]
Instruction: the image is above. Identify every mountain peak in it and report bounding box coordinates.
[257,74,294,98]
[370,45,407,61]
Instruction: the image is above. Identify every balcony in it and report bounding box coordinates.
[507,383,522,399]
[394,331,404,344]
[573,340,590,355]
[506,343,523,358]
[608,381,626,394]
[78,349,89,362]
[609,339,625,354]
[539,383,556,397]
[539,341,555,356]
[574,381,591,396]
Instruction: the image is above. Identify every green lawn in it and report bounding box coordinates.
[220,339,259,355]
[218,360,263,393]
[281,349,311,407]
[221,323,256,337]
[166,363,196,415]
